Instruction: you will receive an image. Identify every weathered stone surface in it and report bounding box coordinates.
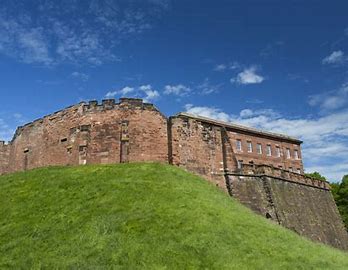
[2,99,168,173]
[0,98,347,250]
[228,174,348,250]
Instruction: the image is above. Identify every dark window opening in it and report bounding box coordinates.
[60,138,67,143]
[80,124,91,132]
[23,148,29,153]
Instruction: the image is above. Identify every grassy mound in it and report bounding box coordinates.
[0,163,347,269]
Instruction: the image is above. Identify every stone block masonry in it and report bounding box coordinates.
[0,98,347,250]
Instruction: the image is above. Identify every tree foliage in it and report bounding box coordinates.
[305,171,327,181]
[331,175,348,232]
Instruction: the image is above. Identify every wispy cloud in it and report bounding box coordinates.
[260,41,284,58]
[231,66,265,85]
[0,118,14,141]
[71,72,89,82]
[0,112,27,141]
[105,85,159,102]
[184,103,348,181]
[0,0,169,66]
[322,50,345,65]
[309,82,348,111]
[197,78,222,95]
[105,86,135,98]
[213,61,240,72]
[164,84,191,96]
[214,64,227,71]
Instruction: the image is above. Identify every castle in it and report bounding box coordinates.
[0,97,347,250]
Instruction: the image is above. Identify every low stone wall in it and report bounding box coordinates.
[226,164,348,250]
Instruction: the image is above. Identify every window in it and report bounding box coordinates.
[275,146,281,157]
[257,143,262,154]
[286,148,291,159]
[297,168,301,174]
[289,167,293,172]
[237,160,243,169]
[80,124,91,132]
[294,149,299,159]
[266,145,272,156]
[236,139,242,151]
[60,138,67,143]
[247,141,253,153]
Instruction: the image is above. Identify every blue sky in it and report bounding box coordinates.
[0,0,348,181]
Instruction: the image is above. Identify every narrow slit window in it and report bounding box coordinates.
[286,148,291,159]
[60,138,67,143]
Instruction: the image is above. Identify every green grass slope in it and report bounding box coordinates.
[0,163,347,269]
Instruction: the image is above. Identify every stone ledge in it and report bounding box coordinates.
[227,163,330,190]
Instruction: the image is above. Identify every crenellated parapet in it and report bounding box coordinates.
[231,163,330,190]
[82,98,163,114]
[10,98,165,143]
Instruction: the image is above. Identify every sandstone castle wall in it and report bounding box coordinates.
[0,98,347,250]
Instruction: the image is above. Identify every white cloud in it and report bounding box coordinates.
[184,103,348,181]
[309,82,348,111]
[231,66,265,85]
[105,84,159,101]
[105,86,135,98]
[139,85,160,102]
[164,84,191,96]
[71,72,89,81]
[184,104,231,122]
[322,50,345,65]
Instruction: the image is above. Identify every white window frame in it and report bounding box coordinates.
[247,141,253,153]
[236,139,242,152]
[294,149,299,160]
[276,146,281,157]
[286,148,291,159]
[257,143,262,154]
[266,145,272,156]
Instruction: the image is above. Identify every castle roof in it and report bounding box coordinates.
[175,112,302,144]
